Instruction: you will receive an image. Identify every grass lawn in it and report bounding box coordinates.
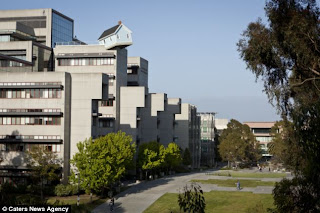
[47,194,107,213]
[144,191,274,213]
[191,179,275,187]
[211,171,287,178]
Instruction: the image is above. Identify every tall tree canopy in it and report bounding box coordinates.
[71,131,135,194]
[27,146,61,200]
[238,0,320,211]
[218,119,260,167]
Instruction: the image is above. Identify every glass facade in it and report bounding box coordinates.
[51,12,73,47]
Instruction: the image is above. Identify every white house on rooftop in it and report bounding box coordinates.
[98,21,133,50]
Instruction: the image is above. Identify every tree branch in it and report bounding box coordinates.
[291,77,320,87]
[309,68,320,76]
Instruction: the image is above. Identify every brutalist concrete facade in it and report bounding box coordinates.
[0,8,202,184]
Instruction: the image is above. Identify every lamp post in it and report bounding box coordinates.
[75,173,80,206]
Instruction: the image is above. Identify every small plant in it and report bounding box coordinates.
[178,183,206,213]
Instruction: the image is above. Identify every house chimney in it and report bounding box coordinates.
[118,20,122,25]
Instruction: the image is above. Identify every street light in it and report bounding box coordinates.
[75,173,80,206]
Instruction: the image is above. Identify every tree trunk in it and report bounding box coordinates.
[40,177,44,202]
[90,192,93,203]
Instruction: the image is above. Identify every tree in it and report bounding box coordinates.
[268,121,305,170]
[71,131,135,194]
[218,119,260,168]
[238,0,320,211]
[178,183,206,213]
[163,142,182,171]
[27,145,61,201]
[182,148,192,166]
[137,141,165,178]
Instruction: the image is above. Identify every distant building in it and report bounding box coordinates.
[198,112,216,167]
[215,118,228,135]
[175,104,201,169]
[243,122,276,158]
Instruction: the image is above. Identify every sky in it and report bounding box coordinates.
[2,0,281,122]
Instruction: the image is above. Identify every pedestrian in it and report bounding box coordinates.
[236,180,240,190]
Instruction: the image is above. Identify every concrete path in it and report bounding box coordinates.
[92,170,285,213]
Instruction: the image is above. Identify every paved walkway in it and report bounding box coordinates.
[92,170,286,213]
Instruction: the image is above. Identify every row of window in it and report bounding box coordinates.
[0,108,61,113]
[256,136,273,143]
[0,60,28,67]
[0,117,61,125]
[100,100,114,107]
[0,89,61,99]
[0,135,61,140]
[58,58,114,66]
[0,82,61,86]
[99,120,114,128]
[0,143,61,152]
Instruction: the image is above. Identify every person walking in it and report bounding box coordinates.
[236,180,241,190]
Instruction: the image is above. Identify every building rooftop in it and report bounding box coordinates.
[243,122,276,128]
[98,24,120,40]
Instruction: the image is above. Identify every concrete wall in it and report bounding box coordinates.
[0,72,70,178]
[175,103,201,169]
[68,73,108,160]
[0,9,53,47]
[127,57,148,87]
[119,86,146,142]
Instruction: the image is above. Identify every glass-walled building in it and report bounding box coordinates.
[0,8,74,47]
[199,112,216,167]
[51,10,73,47]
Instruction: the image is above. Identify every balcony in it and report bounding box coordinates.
[0,135,62,144]
[0,110,63,117]
[0,82,63,89]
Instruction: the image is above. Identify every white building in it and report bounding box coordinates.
[0,9,202,184]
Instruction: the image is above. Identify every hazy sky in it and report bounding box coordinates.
[2,0,281,122]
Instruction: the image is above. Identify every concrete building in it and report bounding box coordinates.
[198,112,216,167]
[215,118,228,135]
[0,8,202,183]
[243,122,276,158]
[0,8,74,47]
[175,104,201,169]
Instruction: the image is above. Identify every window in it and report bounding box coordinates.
[101,100,113,106]
[58,58,114,66]
[99,120,113,128]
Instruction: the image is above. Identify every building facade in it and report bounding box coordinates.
[198,112,216,167]
[243,122,276,158]
[0,8,202,184]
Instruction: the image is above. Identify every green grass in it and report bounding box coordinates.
[47,195,107,213]
[144,191,274,213]
[191,179,275,187]
[211,171,287,178]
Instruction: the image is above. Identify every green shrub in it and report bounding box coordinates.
[55,184,72,196]
[70,184,79,195]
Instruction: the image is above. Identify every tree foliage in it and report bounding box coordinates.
[27,145,61,200]
[137,141,182,173]
[218,119,260,166]
[178,183,206,213]
[238,0,320,211]
[182,148,192,166]
[137,141,165,172]
[268,120,305,170]
[71,131,135,194]
[163,142,182,170]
